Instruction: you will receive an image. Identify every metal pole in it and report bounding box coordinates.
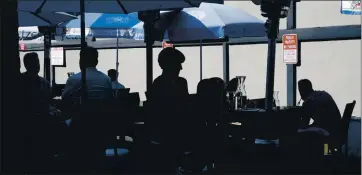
[116,29,119,73]
[80,0,87,101]
[264,14,280,111]
[43,28,51,83]
[145,22,153,91]
[200,40,203,81]
[222,42,230,84]
[286,0,297,106]
[265,38,277,110]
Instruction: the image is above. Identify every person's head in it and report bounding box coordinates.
[79,46,98,69]
[158,47,185,78]
[108,69,118,81]
[298,79,314,101]
[23,52,40,75]
[197,78,225,104]
[225,78,239,92]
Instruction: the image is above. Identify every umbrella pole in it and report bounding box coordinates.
[264,16,280,111]
[139,11,160,92]
[80,0,88,102]
[116,29,119,73]
[200,40,203,81]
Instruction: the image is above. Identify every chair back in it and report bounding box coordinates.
[340,100,356,146]
[112,88,130,98]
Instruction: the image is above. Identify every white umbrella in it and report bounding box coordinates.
[18,11,77,27]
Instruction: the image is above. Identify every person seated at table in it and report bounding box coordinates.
[107,69,125,90]
[22,52,54,115]
[225,77,239,92]
[297,79,342,160]
[297,79,341,138]
[21,52,58,172]
[62,46,113,102]
[175,78,228,173]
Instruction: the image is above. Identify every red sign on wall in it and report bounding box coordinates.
[282,34,298,64]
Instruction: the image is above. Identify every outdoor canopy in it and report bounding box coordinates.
[18,0,223,13]
[19,11,76,27]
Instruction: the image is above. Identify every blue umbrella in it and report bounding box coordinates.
[57,13,144,72]
[58,13,143,40]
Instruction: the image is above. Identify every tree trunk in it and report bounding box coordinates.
[0,0,24,173]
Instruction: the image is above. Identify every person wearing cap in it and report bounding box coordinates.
[146,48,189,169]
[149,47,189,101]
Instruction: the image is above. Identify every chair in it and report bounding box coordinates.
[112,88,130,99]
[339,100,356,156]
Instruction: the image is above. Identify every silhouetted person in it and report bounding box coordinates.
[184,78,227,172]
[143,48,189,173]
[21,52,55,173]
[62,46,113,102]
[62,47,113,173]
[298,79,341,138]
[107,69,125,89]
[22,52,52,115]
[225,77,239,92]
[296,79,342,168]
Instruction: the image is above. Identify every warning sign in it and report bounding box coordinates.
[51,47,64,66]
[162,42,173,48]
[282,34,298,64]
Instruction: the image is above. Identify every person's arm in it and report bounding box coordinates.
[300,101,312,129]
[61,77,75,101]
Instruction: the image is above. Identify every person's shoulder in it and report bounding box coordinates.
[67,72,81,82]
[117,82,125,88]
[100,72,112,82]
[178,77,188,84]
[152,76,163,85]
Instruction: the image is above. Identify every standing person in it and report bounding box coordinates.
[141,48,189,173]
[107,69,125,89]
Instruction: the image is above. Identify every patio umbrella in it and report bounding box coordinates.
[57,13,144,73]
[18,11,76,26]
[159,2,266,41]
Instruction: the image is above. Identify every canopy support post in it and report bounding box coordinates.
[286,0,297,106]
[80,0,88,102]
[223,42,230,84]
[43,27,52,83]
[139,11,160,92]
[200,40,203,81]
